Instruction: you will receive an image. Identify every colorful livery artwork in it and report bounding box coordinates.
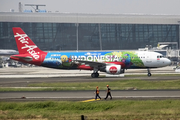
[10,27,171,78]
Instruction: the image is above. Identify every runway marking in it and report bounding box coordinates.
[81,99,101,102]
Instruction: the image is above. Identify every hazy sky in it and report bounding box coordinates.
[1,0,180,14]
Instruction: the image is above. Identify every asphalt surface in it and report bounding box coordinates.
[0,66,180,101]
[0,90,180,101]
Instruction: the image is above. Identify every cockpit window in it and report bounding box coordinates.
[157,55,164,58]
[160,56,164,58]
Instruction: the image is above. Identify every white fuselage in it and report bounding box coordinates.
[138,51,171,68]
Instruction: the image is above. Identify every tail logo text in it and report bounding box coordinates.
[14,33,40,60]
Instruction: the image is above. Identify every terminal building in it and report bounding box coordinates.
[0,12,180,53]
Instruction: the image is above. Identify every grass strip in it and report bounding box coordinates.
[0,100,180,120]
[28,79,180,90]
[1,79,180,91]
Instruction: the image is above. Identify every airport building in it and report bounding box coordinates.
[0,12,180,51]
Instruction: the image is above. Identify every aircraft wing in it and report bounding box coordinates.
[73,60,125,68]
[73,60,105,68]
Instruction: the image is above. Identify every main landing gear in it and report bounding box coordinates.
[147,68,151,77]
[91,72,99,78]
[91,68,99,78]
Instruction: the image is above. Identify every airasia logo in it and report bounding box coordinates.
[109,66,117,74]
[14,33,40,60]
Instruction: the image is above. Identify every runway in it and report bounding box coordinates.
[0,66,180,101]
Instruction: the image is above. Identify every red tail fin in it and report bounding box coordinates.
[13,27,43,54]
[12,27,43,60]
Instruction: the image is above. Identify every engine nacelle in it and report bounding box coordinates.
[105,65,121,74]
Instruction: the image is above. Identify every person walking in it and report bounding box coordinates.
[104,85,112,100]
[95,86,101,100]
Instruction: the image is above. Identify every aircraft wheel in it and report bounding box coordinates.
[91,73,99,78]
[95,73,99,77]
[148,73,151,77]
[91,73,96,78]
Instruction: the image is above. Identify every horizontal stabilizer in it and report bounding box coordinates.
[10,55,33,61]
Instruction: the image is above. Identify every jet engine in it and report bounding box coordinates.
[100,65,124,75]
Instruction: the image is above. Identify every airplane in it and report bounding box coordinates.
[10,27,171,78]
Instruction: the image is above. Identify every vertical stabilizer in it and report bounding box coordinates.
[12,27,43,55]
[11,27,47,65]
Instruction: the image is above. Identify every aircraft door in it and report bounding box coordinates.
[145,53,153,67]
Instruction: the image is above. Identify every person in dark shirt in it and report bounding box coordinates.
[104,85,112,100]
[95,86,101,100]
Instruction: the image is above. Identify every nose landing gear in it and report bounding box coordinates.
[147,68,151,77]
